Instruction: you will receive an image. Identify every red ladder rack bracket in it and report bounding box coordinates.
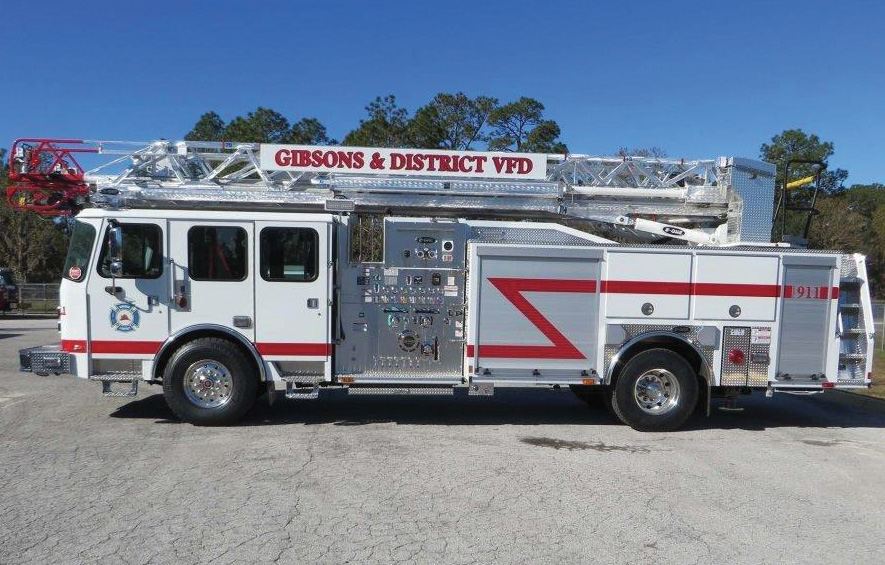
[6,139,96,216]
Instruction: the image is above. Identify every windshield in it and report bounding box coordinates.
[62,221,97,282]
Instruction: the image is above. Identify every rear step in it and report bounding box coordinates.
[89,373,139,397]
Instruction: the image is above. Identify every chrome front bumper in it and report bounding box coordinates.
[19,345,72,376]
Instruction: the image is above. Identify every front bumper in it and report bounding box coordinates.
[20,345,72,375]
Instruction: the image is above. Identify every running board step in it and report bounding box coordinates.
[281,373,325,385]
[89,373,139,397]
[284,383,319,400]
[281,374,325,400]
[347,387,454,396]
[839,353,866,361]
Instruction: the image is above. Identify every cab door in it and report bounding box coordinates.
[169,220,255,341]
[254,220,332,377]
[86,219,169,360]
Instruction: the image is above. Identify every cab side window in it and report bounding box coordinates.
[260,227,319,282]
[188,226,248,281]
[98,223,163,279]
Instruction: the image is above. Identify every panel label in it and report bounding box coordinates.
[751,327,771,345]
[260,144,548,180]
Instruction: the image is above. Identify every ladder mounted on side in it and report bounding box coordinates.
[6,138,777,245]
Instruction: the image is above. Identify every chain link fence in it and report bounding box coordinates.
[873,300,884,350]
[3,283,60,316]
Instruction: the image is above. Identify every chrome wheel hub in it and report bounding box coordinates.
[633,369,680,415]
[184,360,233,408]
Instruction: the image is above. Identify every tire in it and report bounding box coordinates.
[610,348,699,432]
[162,337,258,426]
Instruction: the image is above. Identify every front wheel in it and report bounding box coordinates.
[162,337,258,425]
[611,348,699,432]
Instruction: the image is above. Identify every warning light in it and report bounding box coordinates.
[728,349,746,365]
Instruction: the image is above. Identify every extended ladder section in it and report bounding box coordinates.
[6,138,777,244]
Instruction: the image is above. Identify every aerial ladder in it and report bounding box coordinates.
[6,138,777,246]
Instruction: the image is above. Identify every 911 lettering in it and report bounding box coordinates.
[783,285,836,300]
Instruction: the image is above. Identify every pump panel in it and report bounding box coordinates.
[336,219,468,380]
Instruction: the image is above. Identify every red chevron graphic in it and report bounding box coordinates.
[480,278,597,359]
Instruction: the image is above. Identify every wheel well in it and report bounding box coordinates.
[153,329,263,383]
[609,335,710,394]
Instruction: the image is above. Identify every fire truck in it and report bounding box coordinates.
[10,139,875,431]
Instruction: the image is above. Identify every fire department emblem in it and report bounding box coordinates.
[110,303,140,332]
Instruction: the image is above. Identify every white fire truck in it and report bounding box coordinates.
[10,139,875,431]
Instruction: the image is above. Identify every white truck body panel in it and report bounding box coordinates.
[48,210,872,398]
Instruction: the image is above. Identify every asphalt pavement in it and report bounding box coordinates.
[1,318,884,564]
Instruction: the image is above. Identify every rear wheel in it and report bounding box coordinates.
[611,348,698,432]
[162,337,258,426]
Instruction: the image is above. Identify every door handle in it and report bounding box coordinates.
[233,316,252,328]
[307,298,319,309]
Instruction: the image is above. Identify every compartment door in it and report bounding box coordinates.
[469,245,601,381]
[604,251,692,319]
[776,261,836,379]
[169,220,255,342]
[86,219,169,360]
[694,254,779,321]
[254,220,332,373]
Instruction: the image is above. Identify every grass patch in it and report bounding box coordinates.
[852,348,885,400]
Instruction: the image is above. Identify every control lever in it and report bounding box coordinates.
[174,284,188,308]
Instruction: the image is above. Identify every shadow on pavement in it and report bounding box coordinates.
[109,387,885,431]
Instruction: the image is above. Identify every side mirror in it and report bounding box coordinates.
[108,222,123,263]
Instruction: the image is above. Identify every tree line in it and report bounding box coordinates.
[185,94,568,153]
[0,93,882,297]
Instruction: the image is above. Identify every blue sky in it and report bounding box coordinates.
[2,0,882,184]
